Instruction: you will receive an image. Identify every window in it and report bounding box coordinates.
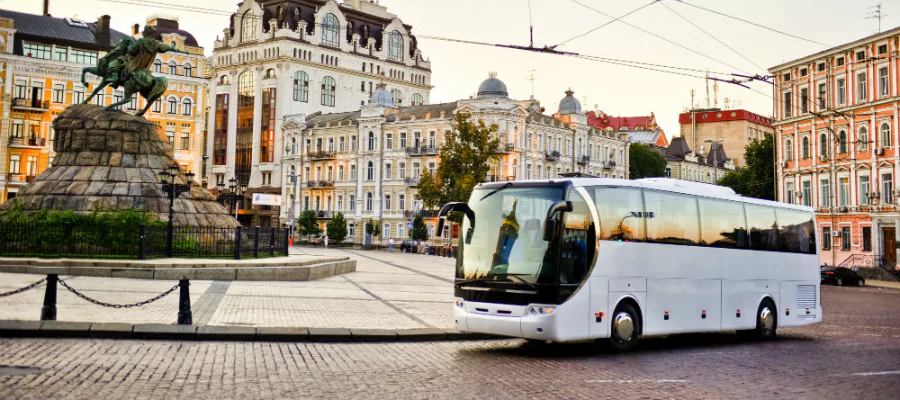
[322,13,339,47]
[52,84,64,103]
[746,204,778,251]
[857,72,867,101]
[881,123,891,147]
[879,66,890,97]
[349,195,356,211]
[391,89,402,106]
[23,43,51,59]
[184,64,193,77]
[384,163,392,180]
[384,223,391,238]
[820,133,829,157]
[399,162,406,179]
[839,177,849,206]
[153,60,161,73]
[818,83,826,109]
[411,93,424,106]
[802,136,810,158]
[859,126,869,151]
[783,73,791,81]
[883,173,893,204]
[820,178,831,207]
[879,44,889,54]
[783,92,792,117]
[388,30,404,61]
[167,97,177,114]
[8,154,20,174]
[836,57,845,66]
[837,78,846,105]
[643,190,700,245]
[803,181,812,206]
[776,209,815,254]
[860,175,870,205]
[366,192,373,211]
[265,69,276,79]
[321,76,336,106]
[800,67,808,77]
[817,62,825,72]
[399,132,407,148]
[54,47,67,61]
[800,87,808,114]
[841,227,851,251]
[822,227,832,250]
[863,226,872,251]
[73,86,85,104]
[182,98,192,116]
[366,161,374,181]
[241,11,257,42]
[699,198,748,248]
[856,50,866,60]
[384,195,392,210]
[152,99,162,113]
[168,61,177,75]
[181,132,190,150]
[385,133,393,149]
[786,182,794,204]
[838,130,847,154]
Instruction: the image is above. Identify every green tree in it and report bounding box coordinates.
[411,215,428,241]
[628,143,667,179]
[295,210,321,239]
[365,219,381,238]
[326,212,348,244]
[717,134,775,200]
[418,112,501,212]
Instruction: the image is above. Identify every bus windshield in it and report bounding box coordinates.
[457,186,565,285]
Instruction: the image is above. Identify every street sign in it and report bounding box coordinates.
[252,193,282,206]
[407,221,413,229]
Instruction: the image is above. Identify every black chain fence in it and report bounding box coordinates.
[58,279,181,309]
[0,278,45,297]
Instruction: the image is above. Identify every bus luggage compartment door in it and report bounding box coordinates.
[589,277,610,338]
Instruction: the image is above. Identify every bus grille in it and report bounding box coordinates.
[796,285,817,310]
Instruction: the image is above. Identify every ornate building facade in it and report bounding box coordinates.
[0,9,206,203]
[282,74,630,244]
[770,26,900,268]
[679,108,774,167]
[206,0,432,226]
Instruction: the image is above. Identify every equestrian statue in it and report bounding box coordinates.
[81,25,181,116]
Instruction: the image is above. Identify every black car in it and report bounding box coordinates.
[821,267,866,286]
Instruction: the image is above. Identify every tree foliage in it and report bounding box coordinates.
[411,215,428,241]
[365,219,381,238]
[418,112,501,211]
[717,134,775,200]
[326,212,348,244]
[295,210,321,238]
[628,143,667,179]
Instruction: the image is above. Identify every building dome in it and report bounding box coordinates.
[368,83,396,108]
[558,89,582,115]
[477,72,508,98]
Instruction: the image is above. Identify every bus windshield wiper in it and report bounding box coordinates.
[493,273,537,290]
[480,182,513,201]
[455,273,536,290]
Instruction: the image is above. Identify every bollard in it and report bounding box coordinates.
[177,277,192,325]
[40,274,58,321]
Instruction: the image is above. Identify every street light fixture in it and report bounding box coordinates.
[159,165,194,257]
[216,177,247,220]
[704,138,725,183]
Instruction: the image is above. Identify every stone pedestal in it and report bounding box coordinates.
[0,104,238,228]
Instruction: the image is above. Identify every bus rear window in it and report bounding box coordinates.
[776,209,816,254]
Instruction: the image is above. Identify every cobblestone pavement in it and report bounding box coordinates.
[1,285,899,399]
[0,247,455,329]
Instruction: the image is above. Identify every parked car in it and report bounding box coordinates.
[399,240,417,252]
[821,266,866,286]
[309,234,325,245]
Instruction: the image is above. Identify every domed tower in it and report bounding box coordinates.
[368,83,396,108]
[557,89,587,125]
[477,72,509,98]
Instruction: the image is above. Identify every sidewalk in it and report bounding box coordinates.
[0,247,458,339]
[866,280,900,290]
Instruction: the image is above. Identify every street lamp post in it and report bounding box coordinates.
[217,178,247,221]
[159,165,194,258]
[705,138,724,183]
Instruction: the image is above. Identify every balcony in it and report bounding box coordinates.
[405,177,420,187]
[545,151,560,161]
[315,210,333,219]
[307,151,336,160]
[602,160,617,169]
[8,137,47,148]
[318,180,334,188]
[577,155,590,165]
[6,173,35,185]
[404,210,438,219]
[11,98,50,111]
[405,146,440,156]
[493,143,516,154]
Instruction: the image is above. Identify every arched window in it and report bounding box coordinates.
[346,20,354,43]
[184,64,193,77]
[391,89,402,106]
[859,126,869,151]
[168,61,177,74]
[219,75,229,85]
[881,123,891,147]
[366,192,373,210]
[322,13,339,47]
[265,69,276,79]
[411,93,424,106]
[802,136,810,158]
[388,30,403,61]
[239,70,255,95]
[838,130,847,154]
[819,133,829,157]
[182,98,192,116]
[241,11,257,42]
[368,131,375,151]
[293,71,309,102]
[321,76,336,107]
[153,59,161,73]
[170,41,176,49]
[167,97,177,114]
[785,139,793,160]
[367,161,374,180]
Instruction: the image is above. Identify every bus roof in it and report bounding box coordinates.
[475,178,813,212]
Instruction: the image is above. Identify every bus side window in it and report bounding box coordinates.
[644,190,701,246]
[698,198,748,248]
[776,209,816,254]
[745,204,778,251]
[593,187,644,241]
[559,191,593,284]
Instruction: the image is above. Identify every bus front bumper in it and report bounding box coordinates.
[454,300,565,341]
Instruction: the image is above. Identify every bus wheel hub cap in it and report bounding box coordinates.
[760,307,774,333]
[613,313,634,341]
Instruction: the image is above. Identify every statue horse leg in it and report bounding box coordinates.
[83,80,109,105]
[80,67,98,87]
[136,76,169,117]
[105,89,133,112]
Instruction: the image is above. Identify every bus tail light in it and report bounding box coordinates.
[736,309,741,318]
[786,308,790,316]
[664,310,669,320]
[702,310,706,319]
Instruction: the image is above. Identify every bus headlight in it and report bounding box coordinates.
[529,305,556,315]
[454,299,465,308]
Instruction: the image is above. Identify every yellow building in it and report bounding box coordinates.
[0,10,207,203]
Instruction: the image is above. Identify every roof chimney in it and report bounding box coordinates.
[95,15,111,45]
[43,0,50,16]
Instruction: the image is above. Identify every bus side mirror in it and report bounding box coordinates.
[543,219,557,241]
[542,200,572,241]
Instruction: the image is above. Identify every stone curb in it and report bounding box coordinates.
[0,320,500,343]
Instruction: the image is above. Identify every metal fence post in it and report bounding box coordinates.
[177,277,192,325]
[269,227,276,256]
[234,226,243,260]
[40,274,57,321]
[138,224,146,260]
[253,226,260,259]
[283,229,290,256]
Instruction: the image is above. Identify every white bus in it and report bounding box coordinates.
[440,178,821,351]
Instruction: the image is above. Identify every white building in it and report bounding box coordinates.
[206,0,432,226]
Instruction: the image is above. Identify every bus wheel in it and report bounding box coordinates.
[609,303,641,352]
[744,299,777,340]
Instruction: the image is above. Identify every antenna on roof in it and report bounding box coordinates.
[867,3,888,33]
[526,69,536,98]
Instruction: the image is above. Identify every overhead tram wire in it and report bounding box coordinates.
[554,0,661,48]
[659,1,767,73]
[563,0,754,75]
[675,0,831,47]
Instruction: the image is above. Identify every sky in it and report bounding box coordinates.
[4,0,897,138]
